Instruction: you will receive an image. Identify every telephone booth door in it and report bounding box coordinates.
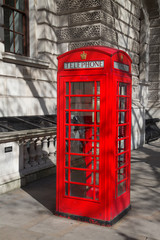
[56,74,106,221]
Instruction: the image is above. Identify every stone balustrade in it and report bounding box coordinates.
[0,127,57,194]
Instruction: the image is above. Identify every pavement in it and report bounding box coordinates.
[0,140,160,240]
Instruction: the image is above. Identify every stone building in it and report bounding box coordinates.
[0,0,160,192]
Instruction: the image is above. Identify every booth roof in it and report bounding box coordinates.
[57,46,132,62]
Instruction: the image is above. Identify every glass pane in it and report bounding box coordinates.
[118,111,126,124]
[70,155,94,169]
[119,97,127,109]
[71,112,94,125]
[70,170,93,184]
[66,82,69,95]
[65,183,68,195]
[118,125,127,139]
[95,187,99,200]
[97,82,100,95]
[66,126,69,138]
[96,160,99,170]
[4,30,14,52]
[118,181,126,197]
[118,140,126,153]
[118,167,126,182]
[4,9,13,30]
[118,154,126,168]
[66,112,69,123]
[96,127,100,140]
[71,97,94,110]
[65,154,68,166]
[96,142,99,155]
[96,172,99,185]
[16,0,25,11]
[119,83,127,95]
[70,140,94,154]
[71,126,94,140]
[5,0,14,7]
[65,169,68,181]
[97,97,100,110]
[15,12,23,33]
[65,140,69,152]
[71,82,94,95]
[66,97,69,109]
[15,34,24,54]
[70,184,93,199]
[96,112,100,124]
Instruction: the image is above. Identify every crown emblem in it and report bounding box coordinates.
[80,51,87,60]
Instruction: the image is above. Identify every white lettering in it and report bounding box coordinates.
[64,61,104,70]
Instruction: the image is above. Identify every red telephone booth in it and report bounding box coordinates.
[56,46,132,225]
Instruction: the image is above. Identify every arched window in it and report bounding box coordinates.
[3,0,29,55]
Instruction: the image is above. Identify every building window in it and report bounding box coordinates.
[3,0,29,55]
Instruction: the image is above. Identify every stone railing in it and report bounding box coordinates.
[0,127,57,194]
[22,132,57,171]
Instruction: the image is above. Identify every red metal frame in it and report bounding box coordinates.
[56,46,132,225]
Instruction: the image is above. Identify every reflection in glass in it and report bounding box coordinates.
[118,181,126,196]
[66,82,69,95]
[65,140,69,152]
[65,169,68,181]
[4,30,14,53]
[71,82,94,95]
[70,140,93,154]
[65,154,68,166]
[118,111,126,124]
[71,97,94,110]
[119,97,127,109]
[66,97,69,109]
[118,140,125,153]
[118,167,126,182]
[71,112,93,125]
[96,112,100,124]
[70,170,93,184]
[15,12,23,33]
[70,184,93,199]
[70,155,94,169]
[16,0,25,11]
[4,9,13,30]
[97,82,100,95]
[118,154,126,168]
[96,173,99,185]
[97,97,100,110]
[65,183,68,195]
[118,125,127,139]
[15,34,24,54]
[119,83,127,96]
[71,126,94,139]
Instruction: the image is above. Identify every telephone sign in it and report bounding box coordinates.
[56,46,132,226]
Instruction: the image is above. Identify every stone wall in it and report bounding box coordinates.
[55,0,146,148]
[0,0,58,117]
[147,6,160,127]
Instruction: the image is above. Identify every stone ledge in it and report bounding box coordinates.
[2,52,50,69]
[0,166,56,194]
[0,127,56,144]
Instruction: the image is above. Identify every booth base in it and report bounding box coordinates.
[55,205,131,226]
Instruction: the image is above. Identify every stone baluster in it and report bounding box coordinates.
[42,136,49,162]
[24,140,31,168]
[48,135,56,164]
[29,138,38,166]
[36,137,44,165]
